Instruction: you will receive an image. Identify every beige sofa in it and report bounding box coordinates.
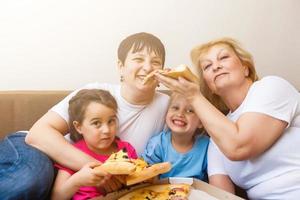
[0,91,70,139]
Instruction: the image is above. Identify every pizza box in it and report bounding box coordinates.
[92,177,245,200]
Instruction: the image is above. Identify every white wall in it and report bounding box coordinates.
[0,0,299,90]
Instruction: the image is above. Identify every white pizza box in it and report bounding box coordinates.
[93,177,245,200]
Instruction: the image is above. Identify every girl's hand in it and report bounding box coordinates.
[155,72,202,102]
[72,162,111,187]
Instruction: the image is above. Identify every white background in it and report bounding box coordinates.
[0,0,299,90]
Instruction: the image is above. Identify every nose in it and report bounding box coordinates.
[175,109,185,118]
[101,124,110,135]
[212,63,222,72]
[143,60,153,73]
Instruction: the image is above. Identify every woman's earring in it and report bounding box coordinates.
[120,75,124,82]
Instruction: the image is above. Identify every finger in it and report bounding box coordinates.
[93,167,109,177]
[111,176,123,189]
[95,174,110,187]
[100,175,115,193]
[178,76,190,84]
[88,161,102,167]
[102,182,113,194]
[155,73,177,89]
[114,175,126,185]
[107,178,118,192]
[96,186,106,196]
[103,176,123,193]
[178,76,200,88]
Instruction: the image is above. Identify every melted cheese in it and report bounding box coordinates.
[106,148,130,162]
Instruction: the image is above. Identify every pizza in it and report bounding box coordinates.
[118,184,190,200]
[142,64,199,85]
[93,149,172,185]
[126,160,171,186]
[94,148,136,175]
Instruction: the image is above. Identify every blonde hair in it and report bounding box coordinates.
[190,37,259,113]
[169,92,205,136]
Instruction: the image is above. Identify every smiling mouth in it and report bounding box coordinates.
[172,119,187,127]
[214,73,227,81]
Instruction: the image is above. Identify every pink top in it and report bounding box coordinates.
[55,139,137,200]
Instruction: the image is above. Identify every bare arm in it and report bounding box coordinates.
[155,74,287,160]
[190,94,287,160]
[51,162,110,200]
[26,111,99,170]
[51,170,79,200]
[209,174,235,194]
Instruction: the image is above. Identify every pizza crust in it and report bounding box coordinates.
[142,65,199,85]
[126,162,172,186]
[95,161,136,175]
[118,184,190,200]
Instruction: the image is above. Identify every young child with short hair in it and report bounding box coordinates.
[142,93,209,181]
[51,89,137,200]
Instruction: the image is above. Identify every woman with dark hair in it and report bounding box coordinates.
[0,32,169,199]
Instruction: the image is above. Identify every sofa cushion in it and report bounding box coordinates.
[0,91,70,138]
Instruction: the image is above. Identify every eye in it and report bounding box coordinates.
[151,60,162,66]
[108,118,117,125]
[202,63,211,71]
[220,55,229,60]
[133,57,144,62]
[170,105,179,111]
[186,108,194,113]
[92,121,101,127]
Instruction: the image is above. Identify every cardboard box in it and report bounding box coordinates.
[93,177,245,200]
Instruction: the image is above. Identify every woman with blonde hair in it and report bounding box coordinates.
[155,37,300,199]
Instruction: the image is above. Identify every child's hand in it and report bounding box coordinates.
[101,176,124,194]
[72,162,111,187]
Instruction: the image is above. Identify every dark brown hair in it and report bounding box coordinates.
[68,89,118,142]
[118,32,166,66]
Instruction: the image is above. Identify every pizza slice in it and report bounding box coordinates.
[142,64,199,85]
[93,149,172,186]
[126,160,172,186]
[118,184,190,200]
[94,148,136,175]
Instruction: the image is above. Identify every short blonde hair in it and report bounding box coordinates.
[169,92,205,136]
[190,38,259,113]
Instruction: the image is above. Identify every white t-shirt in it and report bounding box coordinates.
[208,76,300,200]
[51,83,170,155]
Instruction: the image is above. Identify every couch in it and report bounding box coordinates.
[0,90,70,139]
[0,90,247,198]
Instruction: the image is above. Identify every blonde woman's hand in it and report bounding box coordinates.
[155,72,202,102]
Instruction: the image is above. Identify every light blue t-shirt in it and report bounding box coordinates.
[141,130,209,181]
